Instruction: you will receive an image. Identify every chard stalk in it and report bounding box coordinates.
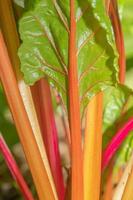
[84,92,103,200]
[0,2,57,199]
[31,78,65,200]
[103,160,114,200]
[113,153,133,200]
[102,118,133,171]
[0,134,34,200]
[68,1,83,199]
[121,156,133,200]
[0,31,57,200]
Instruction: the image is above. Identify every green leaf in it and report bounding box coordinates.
[103,85,133,168]
[18,0,118,115]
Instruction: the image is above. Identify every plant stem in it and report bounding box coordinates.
[0,31,57,200]
[31,78,65,200]
[103,160,114,200]
[0,0,20,77]
[107,0,126,83]
[121,157,133,200]
[0,3,58,199]
[68,1,83,199]
[84,92,103,200]
[102,118,133,171]
[0,134,34,200]
[113,153,133,200]
[54,90,71,149]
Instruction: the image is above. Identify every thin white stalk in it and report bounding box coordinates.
[113,152,133,200]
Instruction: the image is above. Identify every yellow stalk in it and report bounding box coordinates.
[122,164,133,200]
[113,153,133,200]
[0,1,57,199]
[112,152,133,200]
[84,92,103,200]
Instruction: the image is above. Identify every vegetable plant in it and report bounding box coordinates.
[0,0,133,199]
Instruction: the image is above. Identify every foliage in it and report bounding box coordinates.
[18,0,118,114]
[0,0,133,199]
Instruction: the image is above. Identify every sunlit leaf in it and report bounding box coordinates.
[19,0,118,115]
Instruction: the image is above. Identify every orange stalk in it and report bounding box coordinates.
[68,0,83,199]
[84,92,103,200]
[103,160,114,200]
[31,79,65,200]
[0,31,57,200]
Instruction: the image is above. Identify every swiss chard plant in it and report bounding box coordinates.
[0,0,133,199]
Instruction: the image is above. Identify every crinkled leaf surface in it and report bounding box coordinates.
[19,0,118,114]
[103,85,133,168]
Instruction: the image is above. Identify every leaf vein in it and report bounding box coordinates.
[52,0,70,33]
[79,50,105,82]
[77,27,100,55]
[33,15,68,73]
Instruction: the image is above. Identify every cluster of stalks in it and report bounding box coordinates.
[0,1,133,200]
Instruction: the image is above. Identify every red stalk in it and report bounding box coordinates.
[107,0,126,83]
[102,118,133,171]
[54,90,71,149]
[102,0,127,171]
[68,1,83,199]
[0,134,34,200]
[31,79,65,200]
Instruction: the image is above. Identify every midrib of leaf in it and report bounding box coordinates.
[68,1,83,200]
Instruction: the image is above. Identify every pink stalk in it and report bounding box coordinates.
[31,79,65,200]
[102,118,133,171]
[0,134,34,200]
